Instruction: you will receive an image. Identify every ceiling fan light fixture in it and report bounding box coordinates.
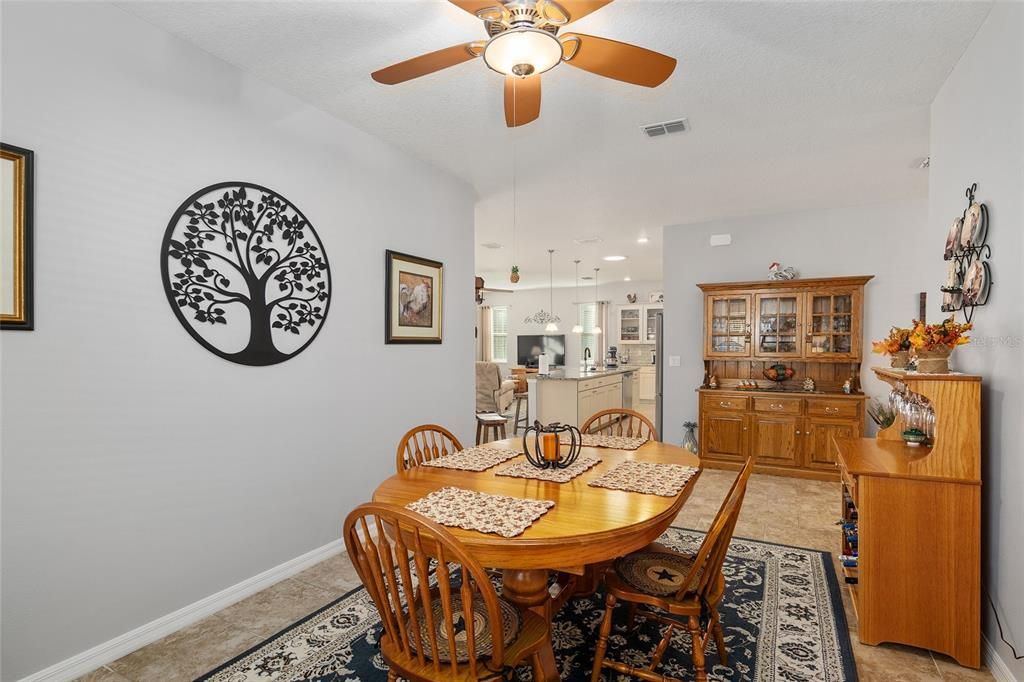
[483,28,563,78]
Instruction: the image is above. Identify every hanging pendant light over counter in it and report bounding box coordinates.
[524,249,560,331]
[571,259,583,334]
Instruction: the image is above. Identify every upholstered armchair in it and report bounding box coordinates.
[476,361,516,414]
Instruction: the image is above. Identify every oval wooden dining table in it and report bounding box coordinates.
[372,438,702,682]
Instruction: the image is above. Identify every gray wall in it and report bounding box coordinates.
[662,197,932,444]
[929,2,1024,676]
[0,3,476,679]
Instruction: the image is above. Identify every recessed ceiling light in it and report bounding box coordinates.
[603,255,627,262]
[573,236,603,246]
[636,237,649,244]
[624,276,632,282]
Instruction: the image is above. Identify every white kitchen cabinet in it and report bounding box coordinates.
[637,367,657,401]
[644,304,663,343]
[618,306,643,345]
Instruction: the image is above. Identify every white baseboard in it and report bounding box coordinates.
[984,635,1020,682]
[18,539,345,682]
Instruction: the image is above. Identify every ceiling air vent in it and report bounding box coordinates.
[480,242,503,250]
[641,118,689,138]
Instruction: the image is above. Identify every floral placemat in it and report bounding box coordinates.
[406,487,555,538]
[560,433,648,450]
[494,455,603,484]
[420,447,522,472]
[588,461,700,497]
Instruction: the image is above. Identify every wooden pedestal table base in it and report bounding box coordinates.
[503,569,560,681]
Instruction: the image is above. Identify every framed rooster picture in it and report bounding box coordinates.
[385,250,443,344]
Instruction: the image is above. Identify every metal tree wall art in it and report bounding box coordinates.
[160,182,331,366]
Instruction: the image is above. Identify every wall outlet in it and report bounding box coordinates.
[669,355,681,367]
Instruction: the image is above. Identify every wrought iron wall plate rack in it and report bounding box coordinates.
[940,183,991,323]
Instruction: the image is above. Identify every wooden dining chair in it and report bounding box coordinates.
[396,424,463,473]
[343,503,549,681]
[581,408,659,442]
[590,457,755,682]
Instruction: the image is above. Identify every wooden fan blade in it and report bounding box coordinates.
[371,44,477,85]
[551,0,614,23]
[504,75,541,127]
[560,33,676,87]
[449,1,504,17]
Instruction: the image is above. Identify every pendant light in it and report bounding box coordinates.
[592,267,603,335]
[524,249,560,330]
[571,260,583,334]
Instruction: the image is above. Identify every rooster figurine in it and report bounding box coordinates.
[768,262,798,281]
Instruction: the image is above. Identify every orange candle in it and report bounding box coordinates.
[542,433,559,462]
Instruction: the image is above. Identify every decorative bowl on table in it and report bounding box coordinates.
[762,364,795,383]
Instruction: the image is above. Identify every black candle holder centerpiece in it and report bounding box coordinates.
[522,421,583,470]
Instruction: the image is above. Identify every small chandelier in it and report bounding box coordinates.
[524,249,560,331]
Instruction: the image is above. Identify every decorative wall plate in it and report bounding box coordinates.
[160,182,331,366]
[960,202,984,249]
[943,217,962,261]
[962,259,987,305]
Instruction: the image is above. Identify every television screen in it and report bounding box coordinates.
[517,335,566,367]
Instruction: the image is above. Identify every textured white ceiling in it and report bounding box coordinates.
[122,0,991,288]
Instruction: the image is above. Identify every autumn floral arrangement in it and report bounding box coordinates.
[909,317,972,373]
[909,318,972,352]
[871,327,912,356]
[871,327,913,368]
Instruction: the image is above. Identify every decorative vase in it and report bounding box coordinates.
[890,350,910,369]
[682,421,698,454]
[914,346,953,374]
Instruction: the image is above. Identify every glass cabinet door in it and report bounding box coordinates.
[644,305,662,342]
[619,306,642,344]
[706,295,751,357]
[754,293,802,357]
[805,291,856,357]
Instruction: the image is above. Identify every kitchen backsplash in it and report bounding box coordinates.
[618,344,657,365]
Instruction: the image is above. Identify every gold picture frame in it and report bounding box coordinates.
[385,250,443,344]
[1,143,34,330]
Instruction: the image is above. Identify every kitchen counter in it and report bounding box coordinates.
[531,366,645,381]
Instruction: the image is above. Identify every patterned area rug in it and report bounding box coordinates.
[196,528,857,681]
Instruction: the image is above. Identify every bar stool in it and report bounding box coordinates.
[512,392,529,435]
[475,413,507,445]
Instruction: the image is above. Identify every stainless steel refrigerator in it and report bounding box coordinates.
[654,311,664,438]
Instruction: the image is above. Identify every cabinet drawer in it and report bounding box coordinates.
[806,399,859,419]
[703,395,748,412]
[753,397,802,415]
[578,375,622,392]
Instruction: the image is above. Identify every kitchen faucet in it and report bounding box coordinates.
[584,347,592,370]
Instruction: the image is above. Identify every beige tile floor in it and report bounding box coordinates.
[79,469,992,682]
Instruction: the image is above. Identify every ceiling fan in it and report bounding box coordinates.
[371,0,677,127]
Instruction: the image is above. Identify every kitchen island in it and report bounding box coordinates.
[526,366,637,428]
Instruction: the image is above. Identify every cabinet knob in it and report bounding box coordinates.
[742,426,748,431]
[795,430,801,435]
[825,406,839,414]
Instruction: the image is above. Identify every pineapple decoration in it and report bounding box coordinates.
[510,265,520,284]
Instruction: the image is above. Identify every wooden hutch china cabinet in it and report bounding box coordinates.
[697,275,873,480]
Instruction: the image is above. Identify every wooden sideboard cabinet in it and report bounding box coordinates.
[833,367,982,668]
[700,391,864,479]
[697,276,872,479]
